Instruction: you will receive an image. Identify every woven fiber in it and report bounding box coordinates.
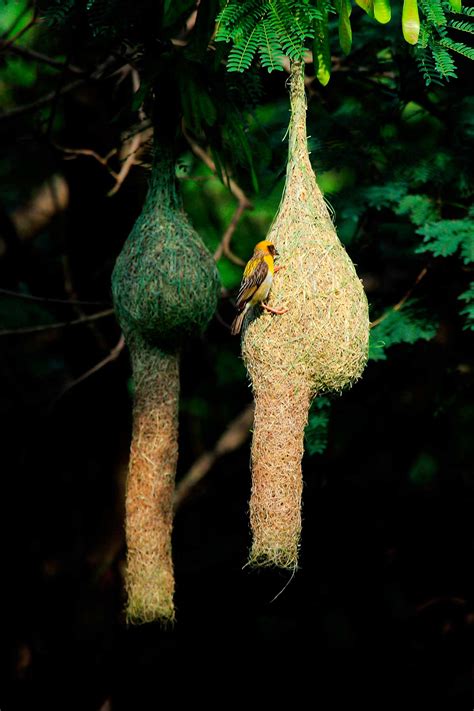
[242,63,369,569]
[112,139,220,622]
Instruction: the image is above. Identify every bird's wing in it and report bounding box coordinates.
[235,256,269,311]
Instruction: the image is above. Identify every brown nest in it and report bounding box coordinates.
[242,62,369,569]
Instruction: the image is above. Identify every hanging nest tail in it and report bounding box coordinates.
[242,62,369,570]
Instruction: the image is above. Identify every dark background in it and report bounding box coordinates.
[1,1,473,708]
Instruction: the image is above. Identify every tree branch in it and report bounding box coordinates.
[0,40,84,74]
[59,334,125,397]
[0,55,118,122]
[0,308,115,336]
[0,287,110,307]
[0,78,84,121]
[55,123,153,196]
[174,403,254,509]
[370,266,430,329]
[182,122,252,266]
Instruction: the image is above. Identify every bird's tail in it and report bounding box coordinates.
[231,309,247,336]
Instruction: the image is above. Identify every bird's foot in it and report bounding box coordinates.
[274,265,286,274]
[262,303,288,315]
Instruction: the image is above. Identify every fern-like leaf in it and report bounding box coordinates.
[369,301,438,361]
[419,0,447,26]
[41,0,75,27]
[416,217,474,263]
[449,19,474,35]
[258,19,285,71]
[305,396,331,455]
[439,37,474,60]
[431,42,458,79]
[227,24,261,71]
[459,283,474,331]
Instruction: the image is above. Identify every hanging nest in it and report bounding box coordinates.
[241,62,369,570]
[112,140,220,623]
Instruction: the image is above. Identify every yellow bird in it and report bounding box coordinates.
[231,240,287,336]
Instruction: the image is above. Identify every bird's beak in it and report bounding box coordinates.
[274,248,279,257]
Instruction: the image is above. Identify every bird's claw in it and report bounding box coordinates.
[262,303,288,315]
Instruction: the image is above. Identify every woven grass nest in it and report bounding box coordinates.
[112,140,220,623]
[241,62,369,570]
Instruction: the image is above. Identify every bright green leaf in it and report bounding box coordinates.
[336,0,353,55]
[374,0,391,24]
[355,0,375,17]
[402,0,420,44]
[447,0,462,12]
[313,0,331,85]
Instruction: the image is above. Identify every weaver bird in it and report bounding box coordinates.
[230,240,287,336]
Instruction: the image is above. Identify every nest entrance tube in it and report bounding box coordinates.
[126,342,179,623]
[249,382,310,568]
[242,62,369,569]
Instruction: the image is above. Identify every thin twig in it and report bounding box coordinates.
[174,403,254,510]
[59,334,125,396]
[56,122,153,196]
[107,126,153,196]
[0,287,110,307]
[0,308,114,336]
[182,122,252,266]
[0,41,84,74]
[370,266,429,330]
[58,144,119,178]
[0,55,118,122]
[214,202,247,265]
[0,78,84,121]
[416,596,466,613]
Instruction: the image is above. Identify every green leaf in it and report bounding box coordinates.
[312,0,331,85]
[447,0,462,11]
[409,452,438,485]
[394,194,438,225]
[227,24,260,72]
[305,396,331,456]
[416,218,474,263]
[439,37,474,61]
[355,0,374,18]
[459,283,474,331]
[449,19,474,35]
[402,0,420,44]
[369,301,438,361]
[362,182,408,209]
[336,0,353,55]
[258,19,285,71]
[374,0,391,24]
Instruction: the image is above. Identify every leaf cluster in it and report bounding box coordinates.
[214,0,474,85]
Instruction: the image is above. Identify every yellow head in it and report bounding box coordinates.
[253,240,278,257]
